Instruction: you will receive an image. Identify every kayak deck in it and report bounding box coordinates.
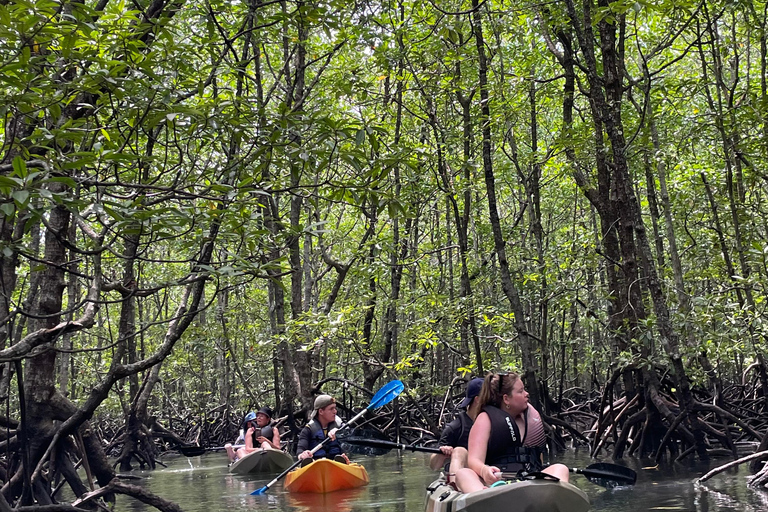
[285,458,369,493]
[424,477,590,512]
[229,447,293,474]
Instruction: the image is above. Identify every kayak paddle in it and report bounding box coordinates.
[571,462,637,487]
[250,379,405,495]
[343,438,636,488]
[343,437,442,454]
[178,444,243,457]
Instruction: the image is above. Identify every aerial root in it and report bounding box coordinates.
[72,478,183,512]
[696,450,768,485]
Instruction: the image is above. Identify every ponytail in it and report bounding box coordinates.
[477,372,520,408]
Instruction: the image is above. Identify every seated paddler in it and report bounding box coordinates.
[297,394,350,464]
[226,407,281,463]
[454,372,569,492]
[429,377,484,481]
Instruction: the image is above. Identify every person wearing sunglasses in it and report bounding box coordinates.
[454,372,569,492]
[429,378,485,479]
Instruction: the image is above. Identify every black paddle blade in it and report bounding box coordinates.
[178,446,206,457]
[577,462,637,488]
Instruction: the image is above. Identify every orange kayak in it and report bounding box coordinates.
[284,458,369,493]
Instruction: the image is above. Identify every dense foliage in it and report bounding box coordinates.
[1,0,768,507]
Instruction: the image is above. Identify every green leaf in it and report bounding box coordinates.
[12,190,29,205]
[0,203,15,217]
[12,156,27,177]
[0,176,22,188]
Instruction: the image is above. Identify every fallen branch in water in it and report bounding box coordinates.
[696,450,768,484]
[72,478,183,512]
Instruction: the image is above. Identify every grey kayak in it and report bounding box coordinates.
[424,477,590,512]
[229,447,293,474]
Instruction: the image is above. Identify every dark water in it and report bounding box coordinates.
[117,450,768,512]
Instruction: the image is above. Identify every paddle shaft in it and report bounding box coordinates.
[212,444,244,451]
[343,438,442,454]
[343,438,634,487]
[500,465,635,486]
[179,444,244,456]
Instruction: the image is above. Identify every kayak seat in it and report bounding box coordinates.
[298,455,347,467]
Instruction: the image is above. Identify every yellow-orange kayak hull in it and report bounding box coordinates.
[284,458,369,493]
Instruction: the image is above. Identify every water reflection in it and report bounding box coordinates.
[285,487,363,512]
[115,449,765,512]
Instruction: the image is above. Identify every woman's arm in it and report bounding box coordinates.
[244,427,255,450]
[466,412,499,483]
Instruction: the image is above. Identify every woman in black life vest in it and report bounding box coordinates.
[247,407,281,450]
[454,372,569,492]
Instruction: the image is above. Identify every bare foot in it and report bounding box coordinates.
[225,443,236,462]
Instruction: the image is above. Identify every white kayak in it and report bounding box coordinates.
[229,447,293,474]
[424,477,590,512]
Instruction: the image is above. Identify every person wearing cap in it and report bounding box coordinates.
[296,395,349,463]
[247,407,281,449]
[429,378,484,474]
[225,407,281,462]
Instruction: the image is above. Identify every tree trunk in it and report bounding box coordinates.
[472,0,539,399]
[23,190,70,504]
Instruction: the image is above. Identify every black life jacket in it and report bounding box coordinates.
[454,411,473,449]
[442,412,474,473]
[307,417,343,458]
[251,422,274,446]
[484,405,542,473]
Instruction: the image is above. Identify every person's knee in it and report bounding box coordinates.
[454,468,484,493]
[452,447,468,458]
[544,463,570,482]
[450,447,468,470]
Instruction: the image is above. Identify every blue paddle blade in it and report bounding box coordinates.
[368,380,404,409]
[250,486,268,495]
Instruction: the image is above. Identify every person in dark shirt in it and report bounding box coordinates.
[297,394,349,463]
[429,378,484,477]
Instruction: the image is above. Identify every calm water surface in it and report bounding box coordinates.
[118,450,768,512]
